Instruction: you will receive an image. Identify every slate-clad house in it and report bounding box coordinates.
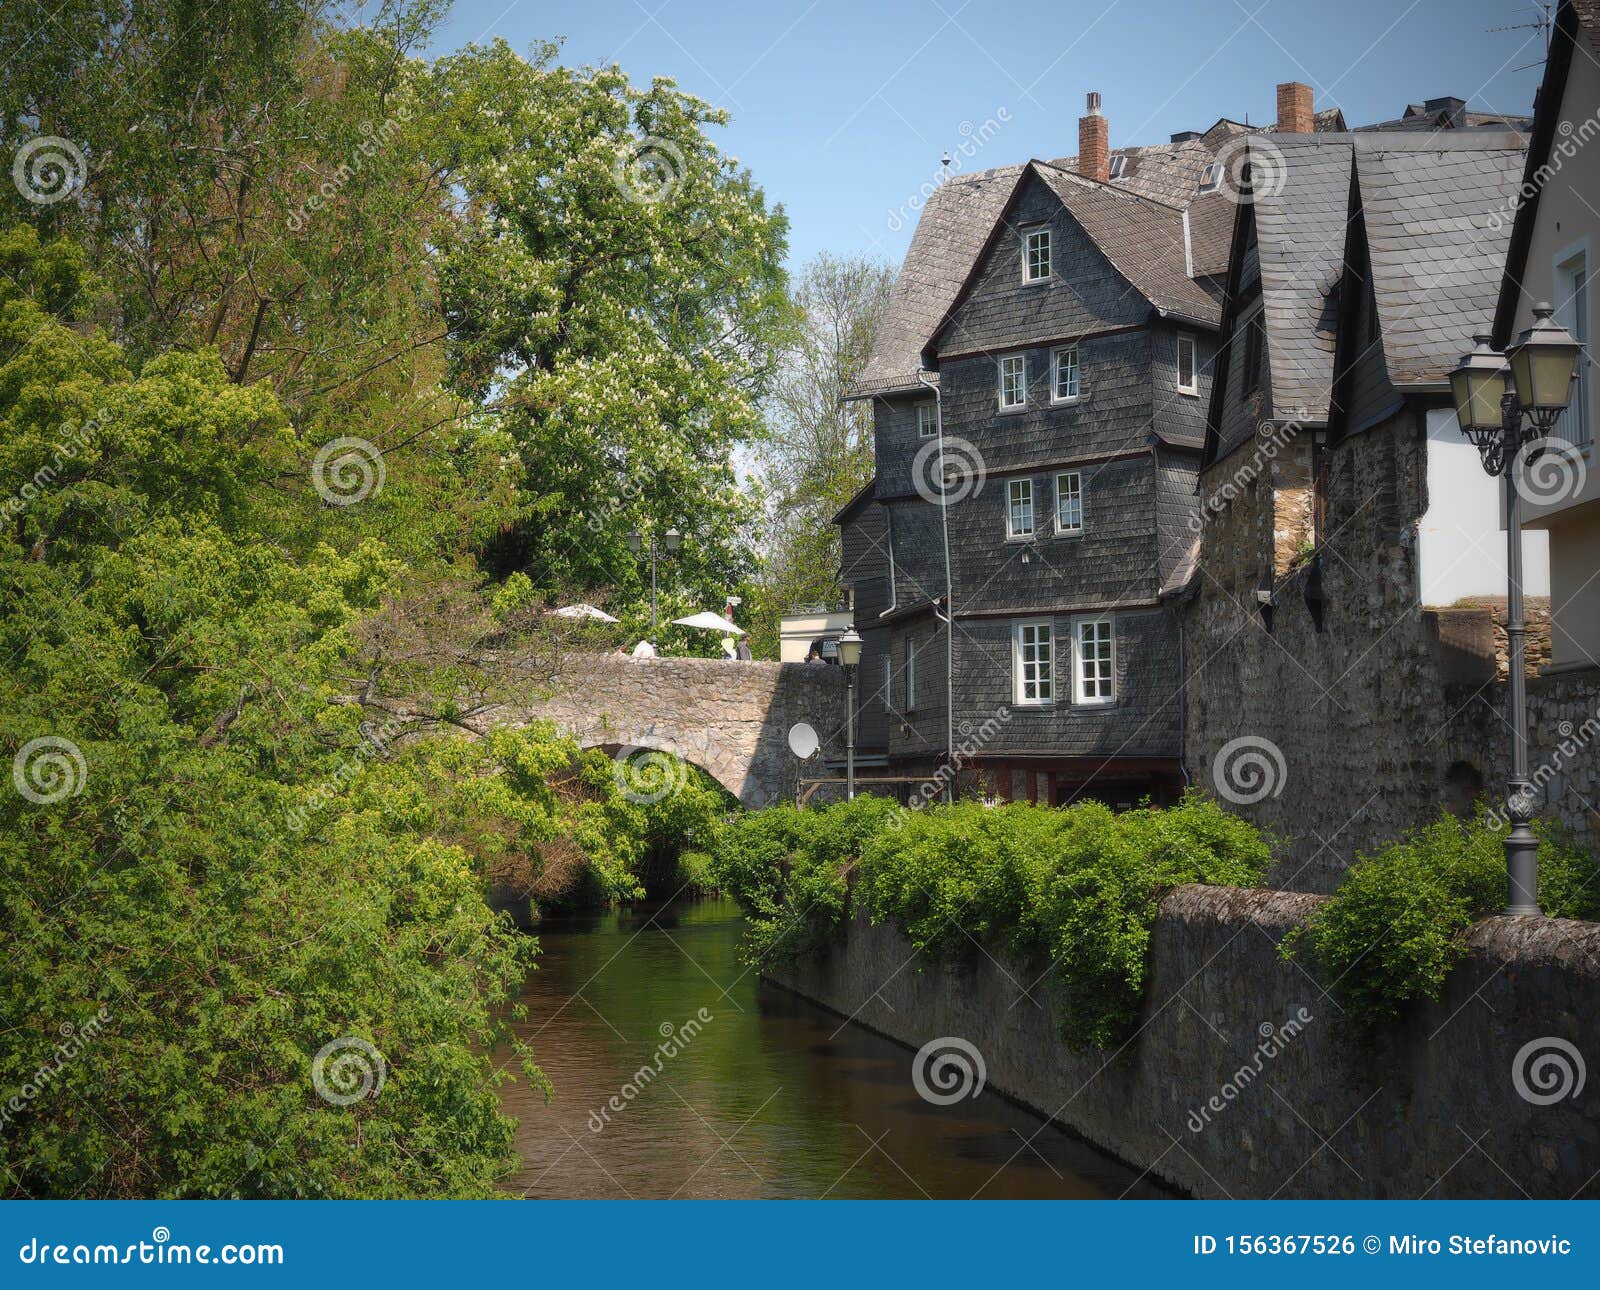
[1493,0,1600,674]
[837,84,1344,806]
[1186,128,1555,888]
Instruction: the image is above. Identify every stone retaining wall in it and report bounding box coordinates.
[768,885,1600,1199]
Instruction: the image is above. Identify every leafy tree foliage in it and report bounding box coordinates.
[1284,813,1600,1026]
[711,794,1271,1049]
[748,254,893,649]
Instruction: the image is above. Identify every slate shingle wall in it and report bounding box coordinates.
[935,172,1152,360]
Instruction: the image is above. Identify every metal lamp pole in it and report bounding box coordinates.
[627,526,682,637]
[1450,308,1580,916]
[838,627,863,800]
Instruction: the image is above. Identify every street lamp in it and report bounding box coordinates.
[837,627,863,800]
[1449,304,1579,916]
[626,526,683,636]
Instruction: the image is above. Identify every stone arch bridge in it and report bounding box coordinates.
[494,654,849,808]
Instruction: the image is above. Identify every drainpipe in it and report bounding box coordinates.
[915,367,957,799]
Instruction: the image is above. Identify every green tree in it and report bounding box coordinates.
[426,39,794,605]
[0,228,538,1198]
[747,252,894,657]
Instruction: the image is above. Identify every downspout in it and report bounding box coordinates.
[915,367,957,797]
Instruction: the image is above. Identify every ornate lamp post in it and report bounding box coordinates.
[837,627,863,800]
[1449,304,1580,916]
[626,526,682,636]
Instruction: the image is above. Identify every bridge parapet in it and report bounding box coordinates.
[493,653,849,807]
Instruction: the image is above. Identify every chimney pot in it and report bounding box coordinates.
[1079,91,1109,183]
[1276,81,1314,134]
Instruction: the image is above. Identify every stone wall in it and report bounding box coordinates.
[769,886,1600,1199]
[1186,406,1598,891]
[491,654,848,808]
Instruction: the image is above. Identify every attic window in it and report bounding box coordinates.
[1198,162,1221,193]
[1022,227,1051,282]
[1107,154,1128,180]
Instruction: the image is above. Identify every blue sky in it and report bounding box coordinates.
[431,0,1550,271]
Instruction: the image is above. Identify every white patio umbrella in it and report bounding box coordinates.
[671,610,747,635]
[550,603,620,623]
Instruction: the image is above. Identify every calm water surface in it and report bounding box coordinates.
[500,897,1171,1199]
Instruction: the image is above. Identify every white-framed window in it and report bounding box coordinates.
[882,655,892,712]
[1054,471,1083,534]
[1051,344,1080,402]
[1012,619,1054,706]
[1072,617,1115,705]
[1108,154,1128,180]
[905,639,917,710]
[1006,478,1035,538]
[998,354,1027,410]
[1198,162,1221,193]
[1176,333,1198,395]
[916,403,937,439]
[1555,246,1591,447]
[1023,227,1051,282]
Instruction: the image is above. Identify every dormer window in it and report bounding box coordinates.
[1022,227,1051,282]
[1107,154,1128,180]
[1198,162,1221,193]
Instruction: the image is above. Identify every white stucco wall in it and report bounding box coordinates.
[1418,408,1550,605]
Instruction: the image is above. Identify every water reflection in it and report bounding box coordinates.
[500,897,1171,1199]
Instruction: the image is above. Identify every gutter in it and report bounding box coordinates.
[915,365,957,798]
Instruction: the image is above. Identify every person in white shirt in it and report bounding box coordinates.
[631,639,657,659]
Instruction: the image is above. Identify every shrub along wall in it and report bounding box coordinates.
[768,887,1600,1199]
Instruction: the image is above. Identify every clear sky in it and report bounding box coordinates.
[430,0,1551,271]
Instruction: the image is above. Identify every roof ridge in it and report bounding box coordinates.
[1032,158,1190,214]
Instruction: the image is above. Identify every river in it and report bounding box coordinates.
[499,896,1171,1199]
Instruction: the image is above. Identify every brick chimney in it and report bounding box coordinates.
[1079,91,1108,182]
[1276,81,1314,133]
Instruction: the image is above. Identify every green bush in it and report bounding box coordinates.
[1284,813,1600,1025]
[712,792,1272,1049]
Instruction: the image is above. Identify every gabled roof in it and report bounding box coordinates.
[1251,136,1358,421]
[849,127,1253,398]
[1494,0,1599,346]
[1355,132,1525,387]
[1032,163,1221,324]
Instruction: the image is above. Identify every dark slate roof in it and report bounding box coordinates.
[1032,163,1221,323]
[850,164,1020,398]
[1251,135,1357,421]
[1356,133,1525,386]
[850,125,1258,397]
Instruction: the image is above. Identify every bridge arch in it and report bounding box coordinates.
[494,654,848,809]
